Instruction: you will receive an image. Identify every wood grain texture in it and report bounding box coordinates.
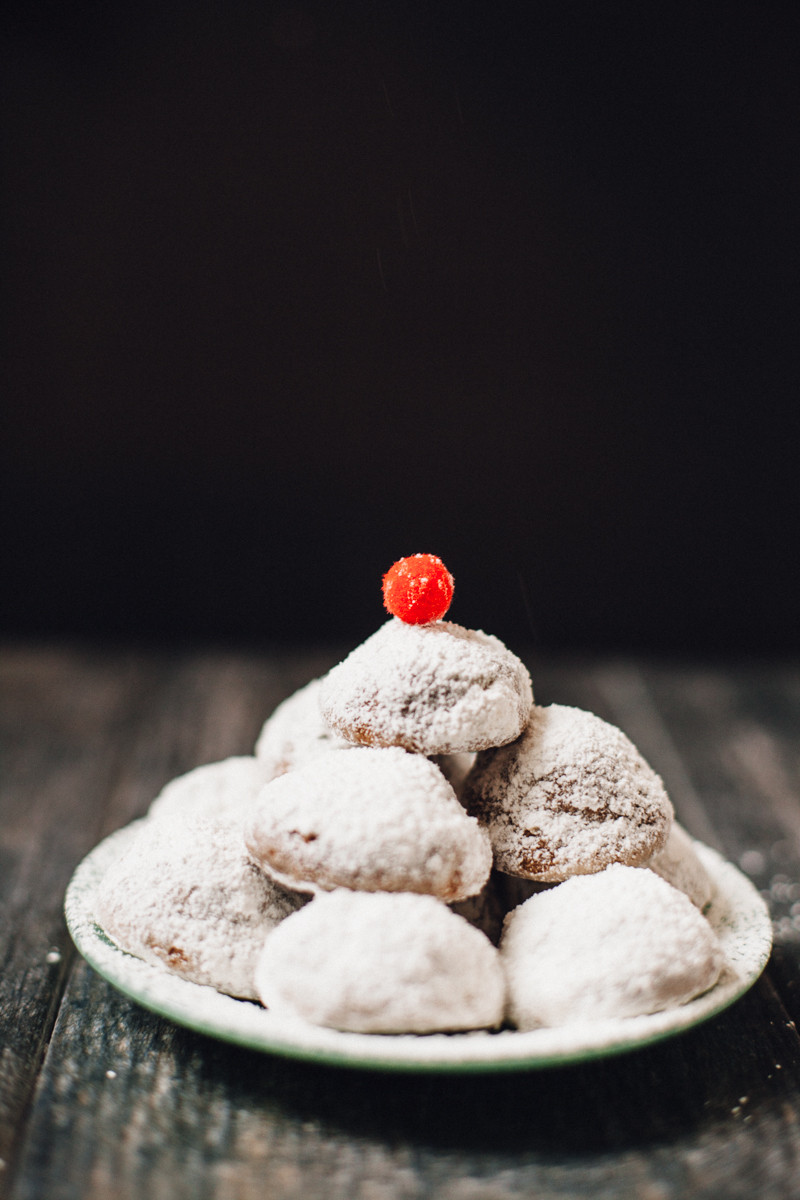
[13,965,800,1200]
[0,647,158,1178]
[3,646,800,1198]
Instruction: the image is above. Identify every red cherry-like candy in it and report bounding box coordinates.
[382,554,455,625]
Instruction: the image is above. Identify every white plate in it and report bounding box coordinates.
[65,823,773,1073]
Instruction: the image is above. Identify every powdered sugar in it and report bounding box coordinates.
[255,678,477,797]
[254,678,353,775]
[319,619,533,755]
[647,821,713,909]
[85,601,752,1043]
[68,827,773,1066]
[501,864,724,1028]
[95,815,306,999]
[255,889,506,1033]
[245,746,492,902]
[431,751,476,800]
[148,756,277,825]
[464,704,673,881]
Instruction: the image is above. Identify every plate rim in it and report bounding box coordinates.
[64,822,773,1073]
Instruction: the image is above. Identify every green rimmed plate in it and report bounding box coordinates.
[65,823,772,1073]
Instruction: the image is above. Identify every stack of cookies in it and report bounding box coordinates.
[96,555,724,1034]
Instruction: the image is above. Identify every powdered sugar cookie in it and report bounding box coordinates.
[463,704,673,881]
[501,864,724,1028]
[319,619,533,755]
[95,816,306,999]
[245,746,492,902]
[255,679,475,792]
[647,822,713,909]
[255,889,506,1033]
[431,750,476,800]
[148,756,276,826]
[449,871,508,945]
[254,678,352,775]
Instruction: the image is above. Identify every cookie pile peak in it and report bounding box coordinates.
[382,553,454,625]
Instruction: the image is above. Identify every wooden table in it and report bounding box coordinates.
[2,643,800,1199]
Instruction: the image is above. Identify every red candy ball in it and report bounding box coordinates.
[382,554,455,625]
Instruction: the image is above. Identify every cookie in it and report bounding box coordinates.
[255,889,506,1033]
[95,816,306,999]
[500,864,724,1028]
[463,703,673,881]
[148,756,276,826]
[449,871,508,945]
[244,746,492,902]
[319,618,533,755]
[254,678,352,775]
[647,821,713,909]
[431,750,476,800]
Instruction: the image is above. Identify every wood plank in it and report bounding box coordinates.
[9,653,800,1199]
[0,646,162,1183]
[0,645,335,1196]
[11,961,800,1199]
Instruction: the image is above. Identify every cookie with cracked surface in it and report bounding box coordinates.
[244,746,492,902]
[318,618,533,755]
[463,703,673,881]
[256,889,506,1033]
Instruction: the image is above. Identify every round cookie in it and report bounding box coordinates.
[95,816,306,999]
[463,704,673,881]
[500,864,724,1028]
[646,821,713,909]
[255,889,506,1033]
[255,678,353,775]
[319,618,533,755]
[431,751,476,800]
[244,746,492,902]
[148,756,276,826]
[449,872,508,946]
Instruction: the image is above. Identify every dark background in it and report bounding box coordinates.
[3,1,799,654]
